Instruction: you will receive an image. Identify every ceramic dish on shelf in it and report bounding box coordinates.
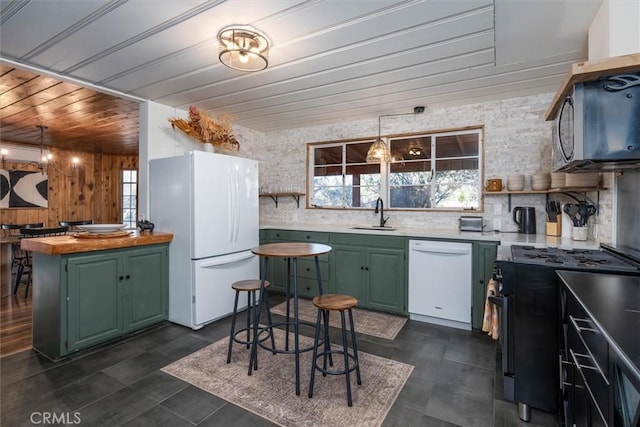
[76,224,126,234]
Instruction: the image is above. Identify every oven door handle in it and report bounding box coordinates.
[488,295,503,307]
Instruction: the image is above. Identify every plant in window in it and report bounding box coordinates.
[169,106,240,151]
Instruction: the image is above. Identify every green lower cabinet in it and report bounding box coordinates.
[366,248,405,314]
[123,248,168,332]
[33,244,169,360]
[331,245,366,301]
[67,253,123,353]
[471,241,498,330]
[331,239,406,315]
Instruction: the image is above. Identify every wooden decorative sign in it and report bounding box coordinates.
[0,169,48,209]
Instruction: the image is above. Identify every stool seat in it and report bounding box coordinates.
[312,294,357,311]
[309,293,362,406]
[232,279,270,292]
[227,279,275,365]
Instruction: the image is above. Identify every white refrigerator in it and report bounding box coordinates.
[149,151,259,329]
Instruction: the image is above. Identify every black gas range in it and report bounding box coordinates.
[511,245,640,271]
[492,244,640,422]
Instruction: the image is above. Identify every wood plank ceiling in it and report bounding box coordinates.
[0,0,603,155]
[1,65,139,155]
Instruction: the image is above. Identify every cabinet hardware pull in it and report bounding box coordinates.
[125,275,130,280]
[570,316,598,333]
[569,315,608,385]
[569,349,609,426]
[119,276,124,281]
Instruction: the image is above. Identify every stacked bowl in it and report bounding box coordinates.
[531,173,551,190]
[550,172,566,189]
[507,174,525,191]
[565,172,599,188]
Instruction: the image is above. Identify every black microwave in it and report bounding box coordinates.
[552,73,640,172]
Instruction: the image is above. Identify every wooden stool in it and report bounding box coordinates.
[226,280,275,364]
[308,293,362,406]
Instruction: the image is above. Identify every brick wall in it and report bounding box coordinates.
[240,93,613,243]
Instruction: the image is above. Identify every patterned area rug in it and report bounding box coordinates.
[270,298,407,340]
[162,329,414,427]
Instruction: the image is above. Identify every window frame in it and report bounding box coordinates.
[306,125,484,212]
[121,169,138,229]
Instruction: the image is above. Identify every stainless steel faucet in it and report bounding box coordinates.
[374,197,389,227]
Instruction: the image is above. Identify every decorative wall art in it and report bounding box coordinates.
[0,169,48,208]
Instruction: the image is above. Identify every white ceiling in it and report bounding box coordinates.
[0,0,603,133]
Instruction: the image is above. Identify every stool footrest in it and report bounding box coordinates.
[313,350,359,376]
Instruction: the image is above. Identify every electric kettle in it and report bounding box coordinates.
[513,206,536,234]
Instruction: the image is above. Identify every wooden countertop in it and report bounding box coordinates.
[545,53,640,121]
[20,231,173,255]
[252,242,332,258]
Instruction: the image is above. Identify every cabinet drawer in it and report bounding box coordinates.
[330,232,405,249]
[296,258,329,280]
[296,277,327,298]
[263,229,329,243]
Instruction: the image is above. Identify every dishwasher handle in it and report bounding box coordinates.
[410,241,471,255]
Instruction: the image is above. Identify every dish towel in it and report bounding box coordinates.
[482,278,500,340]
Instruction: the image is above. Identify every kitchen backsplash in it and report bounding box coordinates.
[240,92,614,244]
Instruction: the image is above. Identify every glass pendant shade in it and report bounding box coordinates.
[366,139,392,163]
[217,26,269,72]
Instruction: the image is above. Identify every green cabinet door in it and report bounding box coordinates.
[331,245,367,302]
[471,241,498,330]
[66,253,123,352]
[123,246,169,333]
[366,248,405,314]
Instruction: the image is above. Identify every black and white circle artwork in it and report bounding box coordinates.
[0,170,48,208]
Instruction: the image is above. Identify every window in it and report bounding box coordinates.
[122,169,137,229]
[308,127,482,210]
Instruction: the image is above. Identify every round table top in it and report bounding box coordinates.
[251,242,332,258]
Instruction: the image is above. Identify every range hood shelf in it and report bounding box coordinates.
[545,53,640,121]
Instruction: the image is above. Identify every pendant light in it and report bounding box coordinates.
[366,115,392,163]
[366,106,426,163]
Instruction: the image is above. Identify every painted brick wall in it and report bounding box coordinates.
[239,93,613,244]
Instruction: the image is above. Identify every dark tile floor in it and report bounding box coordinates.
[1,296,559,426]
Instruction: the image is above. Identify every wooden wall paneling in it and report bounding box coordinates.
[0,145,137,228]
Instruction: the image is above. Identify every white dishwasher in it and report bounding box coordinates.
[408,240,473,330]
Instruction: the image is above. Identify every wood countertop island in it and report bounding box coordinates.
[21,231,173,255]
[28,231,173,361]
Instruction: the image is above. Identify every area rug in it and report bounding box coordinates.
[162,329,414,427]
[270,298,407,340]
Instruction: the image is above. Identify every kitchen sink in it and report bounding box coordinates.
[350,226,397,231]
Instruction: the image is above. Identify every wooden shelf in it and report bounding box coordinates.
[483,186,604,196]
[260,192,305,208]
[483,187,605,211]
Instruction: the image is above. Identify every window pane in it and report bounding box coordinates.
[435,134,479,157]
[433,164,480,209]
[389,136,431,160]
[346,142,373,164]
[122,169,138,229]
[314,146,342,166]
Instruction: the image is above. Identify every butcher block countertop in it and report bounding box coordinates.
[21,231,173,255]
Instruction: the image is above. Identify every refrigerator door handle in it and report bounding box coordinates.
[198,251,255,267]
[233,168,240,244]
[227,172,234,244]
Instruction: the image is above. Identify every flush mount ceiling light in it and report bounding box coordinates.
[217,26,269,72]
